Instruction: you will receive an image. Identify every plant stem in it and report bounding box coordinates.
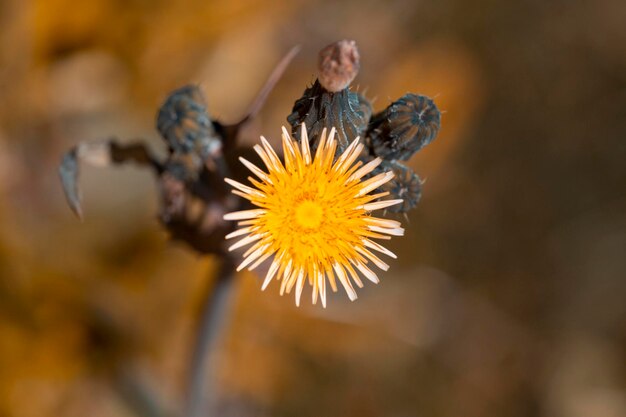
[115,367,169,417]
[184,257,236,417]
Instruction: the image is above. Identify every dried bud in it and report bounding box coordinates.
[287,80,371,152]
[367,94,441,161]
[370,159,423,213]
[318,39,360,92]
[156,85,221,159]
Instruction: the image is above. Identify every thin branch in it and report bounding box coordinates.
[220,45,301,147]
[242,45,301,123]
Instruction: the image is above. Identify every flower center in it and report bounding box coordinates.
[294,200,324,229]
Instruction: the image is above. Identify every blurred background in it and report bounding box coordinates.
[1,0,625,416]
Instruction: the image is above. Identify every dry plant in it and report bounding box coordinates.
[59,40,441,417]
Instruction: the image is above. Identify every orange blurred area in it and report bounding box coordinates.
[1,0,625,416]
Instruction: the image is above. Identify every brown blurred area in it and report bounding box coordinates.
[1,0,625,416]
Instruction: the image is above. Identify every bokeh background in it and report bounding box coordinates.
[1,0,625,416]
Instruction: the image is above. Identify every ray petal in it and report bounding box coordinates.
[355,246,389,271]
[239,157,271,183]
[237,244,269,271]
[248,248,274,271]
[223,209,265,221]
[363,239,398,259]
[295,268,306,306]
[224,178,265,198]
[356,172,395,196]
[228,233,263,251]
[333,137,360,171]
[319,272,327,308]
[367,224,405,236]
[361,199,403,211]
[225,227,253,240]
[314,128,328,161]
[333,262,357,301]
[300,123,312,164]
[261,258,281,290]
[344,261,364,288]
[349,157,382,181]
[364,217,403,228]
[311,275,319,305]
[355,261,380,284]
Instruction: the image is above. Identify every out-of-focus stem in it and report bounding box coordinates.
[221,45,300,151]
[242,45,301,123]
[184,257,236,417]
[114,368,170,417]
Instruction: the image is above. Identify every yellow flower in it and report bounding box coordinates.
[223,125,404,307]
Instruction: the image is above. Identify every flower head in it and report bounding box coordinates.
[223,125,404,307]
